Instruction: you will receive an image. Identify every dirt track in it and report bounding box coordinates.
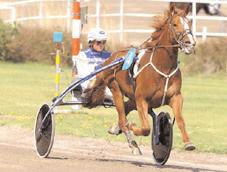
[0,126,227,172]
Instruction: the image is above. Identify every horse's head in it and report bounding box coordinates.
[168,3,196,54]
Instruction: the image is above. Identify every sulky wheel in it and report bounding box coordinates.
[152,112,173,165]
[34,104,55,158]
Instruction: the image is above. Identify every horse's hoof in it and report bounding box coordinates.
[130,140,143,155]
[184,142,196,151]
[132,147,143,155]
[108,125,122,135]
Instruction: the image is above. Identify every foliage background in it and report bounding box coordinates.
[1,21,227,75]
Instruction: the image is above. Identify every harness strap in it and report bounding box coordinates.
[134,48,179,106]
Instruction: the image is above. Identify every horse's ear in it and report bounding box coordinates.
[169,2,176,13]
[184,5,191,15]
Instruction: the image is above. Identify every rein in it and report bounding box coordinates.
[145,44,180,52]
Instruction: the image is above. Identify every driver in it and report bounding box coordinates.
[72,28,112,109]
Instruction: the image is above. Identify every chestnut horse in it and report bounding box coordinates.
[84,4,196,153]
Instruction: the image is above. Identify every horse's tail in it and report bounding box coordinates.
[83,77,106,109]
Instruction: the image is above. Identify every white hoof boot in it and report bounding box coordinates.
[108,125,122,135]
[185,142,196,151]
[130,140,142,155]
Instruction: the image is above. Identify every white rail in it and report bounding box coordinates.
[93,0,227,41]
[151,0,227,4]
[0,0,227,40]
[0,5,16,23]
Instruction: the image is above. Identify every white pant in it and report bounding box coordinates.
[73,52,96,89]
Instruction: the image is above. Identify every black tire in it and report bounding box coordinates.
[152,112,173,165]
[34,104,55,158]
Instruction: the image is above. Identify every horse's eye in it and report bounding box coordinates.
[173,24,177,27]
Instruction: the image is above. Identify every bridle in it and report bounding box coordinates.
[168,14,195,52]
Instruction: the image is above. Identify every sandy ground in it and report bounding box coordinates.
[0,126,227,172]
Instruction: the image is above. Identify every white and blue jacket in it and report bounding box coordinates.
[84,48,111,70]
[73,48,111,78]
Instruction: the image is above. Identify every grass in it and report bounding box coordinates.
[0,61,227,154]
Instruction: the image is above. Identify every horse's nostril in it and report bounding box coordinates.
[184,41,196,47]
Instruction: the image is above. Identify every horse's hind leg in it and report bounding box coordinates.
[130,94,151,136]
[108,81,127,132]
[108,80,141,154]
[170,93,196,151]
[108,99,136,135]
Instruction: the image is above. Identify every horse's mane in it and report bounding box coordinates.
[151,7,187,30]
[144,10,171,46]
[151,11,169,30]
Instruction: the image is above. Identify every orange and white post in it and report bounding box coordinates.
[72,0,81,79]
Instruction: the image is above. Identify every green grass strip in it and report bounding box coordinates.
[0,61,227,154]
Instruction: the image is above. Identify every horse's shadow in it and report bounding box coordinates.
[47,153,227,172]
[46,155,225,172]
[95,158,225,172]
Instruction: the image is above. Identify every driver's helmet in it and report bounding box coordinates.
[208,3,221,15]
[87,28,107,43]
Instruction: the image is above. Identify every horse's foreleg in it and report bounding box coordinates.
[170,93,196,151]
[130,94,150,136]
